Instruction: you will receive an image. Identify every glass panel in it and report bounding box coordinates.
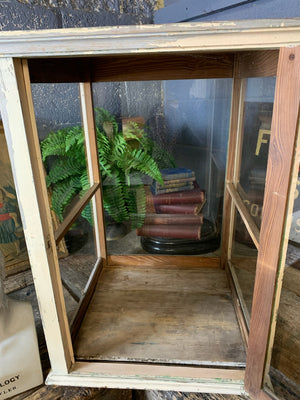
[58,205,98,330]
[264,163,300,399]
[31,83,92,226]
[92,79,232,255]
[238,77,276,230]
[231,207,258,323]
[0,125,28,273]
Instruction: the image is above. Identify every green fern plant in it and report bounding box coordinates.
[41,108,173,229]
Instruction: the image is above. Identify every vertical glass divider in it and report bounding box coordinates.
[221,77,246,267]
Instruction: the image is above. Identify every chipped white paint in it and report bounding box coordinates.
[46,362,245,394]
[0,20,299,57]
[0,58,73,374]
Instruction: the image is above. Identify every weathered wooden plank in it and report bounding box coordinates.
[74,266,246,366]
[226,183,259,249]
[0,20,300,58]
[70,258,104,340]
[221,77,246,268]
[79,82,107,259]
[245,46,300,397]
[4,268,33,293]
[98,266,230,294]
[227,262,250,333]
[59,254,96,301]
[0,57,74,373]
[235,50,279,78]
[28,53,234,83]
[46,361,245,393]
[54,183,100,245]
[271,282,300,384]
[135,390,250,400]
[108,255,220,267]
[9,384,131,400]
[92,53,234,81]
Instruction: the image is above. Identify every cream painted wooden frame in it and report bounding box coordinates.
[0,19,300,399]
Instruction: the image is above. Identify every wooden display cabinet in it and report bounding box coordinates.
[0,19,299,399]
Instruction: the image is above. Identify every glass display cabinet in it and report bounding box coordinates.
[0,19,299,399]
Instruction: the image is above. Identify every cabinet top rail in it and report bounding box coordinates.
[0,19,300,58]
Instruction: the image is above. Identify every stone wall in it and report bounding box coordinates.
[0,0,161,139]
[0,0,156,30]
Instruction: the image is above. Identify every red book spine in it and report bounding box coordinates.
[136,224,201,240]
[143,213,203,225]
[151,188,205,205]
[155,203,203,215]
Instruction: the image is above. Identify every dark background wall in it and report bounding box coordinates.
[0,0,156,30]
[0,0,160,140]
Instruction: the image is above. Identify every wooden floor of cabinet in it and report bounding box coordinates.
[74,265,246,366]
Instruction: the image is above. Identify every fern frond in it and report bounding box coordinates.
[102,174,128,223]
[51,177,82,221]
[65,126,84,152]
[79,170,90,194]
[46,158,84,187]
[41,129,69,161]
[124,179,146,229]
[128,149,163,184]
[81,202,93,226]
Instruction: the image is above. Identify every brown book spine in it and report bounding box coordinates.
[136,224,201,240]
[151,188,205,205]
[144,213,203,225]
[158,176,196,186]
[155,203,203,215]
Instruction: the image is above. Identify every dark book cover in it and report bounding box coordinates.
[136,224,201,240]
[150,188,205,205]
[155,203,204,215]
[143,213,203,225]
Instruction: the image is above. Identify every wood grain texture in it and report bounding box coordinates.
[4,268,33,293]
[70,258,104,340]
[59,254,97,301]
[235,50,279,78]
[9,385,131,400]
[271,280,300,384]
[79,82,107,259]
[226,183,259,249]
[221,77,246,268]
[0,57,74,373]
[227,263,250,341]
[135,390,250,400]
[28,53,234,83]
[245,46,300,397]
[107,255,220,267]
[74,266,246,366]
[54,183,100,245]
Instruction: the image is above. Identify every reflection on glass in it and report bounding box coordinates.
[93,79,232,255]
[238,77,276,230]
[58,210,98,328]
[231,208,258,322]
[31,83,91,227]
[264,164,300,399]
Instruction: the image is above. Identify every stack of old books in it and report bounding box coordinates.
[137,168,205,240]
